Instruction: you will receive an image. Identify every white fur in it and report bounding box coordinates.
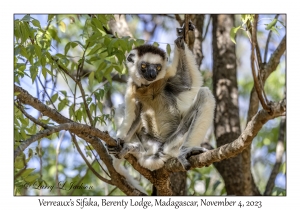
[115,42,215,173]
[116,78,137,141]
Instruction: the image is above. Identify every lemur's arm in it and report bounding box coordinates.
[116,79,139,141]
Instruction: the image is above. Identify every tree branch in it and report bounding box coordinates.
[165,98,286,172]
[184,14,190,45]
[14,121,121,160]
[263,34,286,81]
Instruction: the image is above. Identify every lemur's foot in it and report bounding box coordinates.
[117,142,142,159]
[178,147,207,170]
[107,138,122,156]
[176,20,195,37]
[175,36,185,50]
[188,20,195,31]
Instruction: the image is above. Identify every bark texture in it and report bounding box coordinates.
[212,14,244,195]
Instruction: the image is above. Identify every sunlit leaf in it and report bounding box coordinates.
[58,21,66,33]
[88,71,95,87]
[265,18,278,30]
[166,44,171,57]
[230,26,241,44]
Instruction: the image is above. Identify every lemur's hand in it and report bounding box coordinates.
[107,138,123,158]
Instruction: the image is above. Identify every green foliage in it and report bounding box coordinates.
[14,14,142,195]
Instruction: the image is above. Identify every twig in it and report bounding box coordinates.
[52,56,76,81]
[52,54,94,126]
[77,82,94,126]
[73,134,110,178]
[264,15,280,64]
[71,134,112,184]
[68,159,96,195]
[202,15,211,41]
[37,76,57,110]
[264,116,286,195]
[251,15,270,112]
[264,35,286,80]
[253,15,263,69]
[108,187,118,195]
[55,130,65,195]
[15,102,49,129]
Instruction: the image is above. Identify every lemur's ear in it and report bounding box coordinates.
[127,53,135,63]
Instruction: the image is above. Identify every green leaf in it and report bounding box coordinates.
[20,128,27,139]
[21,14,31,22]
[58,21,66,33]
[166,44,171,57]
[265,18,278,30]
[230,26,241,44]
[270,26,279,35]
[152,42,159,47]
[58,99,68,112]
[47,14,55,22]
[51,93,58,103]
[21,168,36,178]
[24,174,40,183]
[34,44,42,59]
[29,65,38,83]
[135,39,145,47]
[15,156,25,169]
[98,102,103,113]
[32,19,41,28]
[87,43,102,56]
[84,144,94,151]
[88,71,95,87]
[42,67,47,79]
[76,110,82,122]
[64,42,71,55]
[71,42,78,48]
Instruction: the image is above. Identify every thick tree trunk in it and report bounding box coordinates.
[212,14,244,195]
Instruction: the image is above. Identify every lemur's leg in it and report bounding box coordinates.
[164,87,215,170]
[108,102,142,156]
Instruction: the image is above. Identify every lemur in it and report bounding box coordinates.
[110,22,215,171]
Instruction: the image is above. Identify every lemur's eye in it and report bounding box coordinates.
[141,64,146,69]
[157,66,161,71]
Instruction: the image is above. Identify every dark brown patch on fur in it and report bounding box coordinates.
[134,45,166,60]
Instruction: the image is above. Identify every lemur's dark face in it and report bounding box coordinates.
[138,61,162,81]
[126,45,167,86]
